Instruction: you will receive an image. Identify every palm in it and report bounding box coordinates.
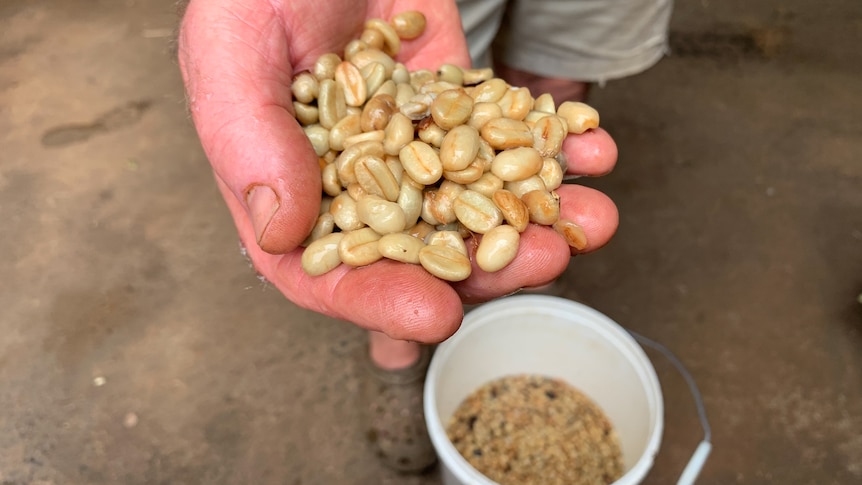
[179,0,619,342]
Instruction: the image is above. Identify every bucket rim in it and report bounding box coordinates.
[423,294,664,485]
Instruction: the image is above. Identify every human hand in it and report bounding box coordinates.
[178,0,619,343]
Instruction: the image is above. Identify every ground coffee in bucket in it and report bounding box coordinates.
[445,374,623,485]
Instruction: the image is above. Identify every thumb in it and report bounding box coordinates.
[179,0,319,253]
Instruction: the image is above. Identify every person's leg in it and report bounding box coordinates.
[456,0,510,70]
[491,0,674,102]
[364,332,436,473]
[369,331,421,369]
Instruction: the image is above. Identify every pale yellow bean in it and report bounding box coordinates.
[476,224,520,272]
[390,11,426,40]
[383,112,414,156]
[318,79,347,129]
[440,124,480,171]
[303,124,330,156]
[470,78,508,103]
[405,220,435,240]
[443,157,485,185]
[302,232,344,276]
[303,212,336,246]
[417,116,446,147]
[294,102,319,126]
[347,182,367,201]
[425,230,468,256]
[399,140,443,185]
[329,114,361,152]
[453,190,503,234]
[392,63,410,85]
[366,18,401,56]
[557,101,600,134]
[522,189,560,225]
[409,69,437,90]
[480,117,534,150]
[343,130,385,149]
[321,162,341,197]
[539,157,564,191]
[504,175,547,198]
[335,140,385,186]
[357,194,407,235]
[292,72,319,103]
[378,233,425,264]
[343,39,369,61]
[437,64,464,85]
[534,92,556,114]
[492,189,530,232]
[497,86,533,120]
[430,89,474,130]
[394,81,416,107]
[339,227,383,267]
[419,81,463,95]
[350,48,396,77]
[361,62,387,97]
[373,78,397,99]
[532,115,567,158]
[335,61,367,107]
[355,155,400,201]
[385,155,404,184]
[360,28,385,50]
[360,94,396,132]
[397,177,423,227]
[553,218,589,250]
[419,245,471,281]
[421,189,446,226]
[467,172,504,198]
[491,147,543,182]
[523,110,551,125]
[461,67,494,85]
[420,190,441,226]
[313,53,341,81]
[468,102,504,130]
[400,101,431,121]
[330,192,364,231]
[425,180,463,224]
[475,138,496,171]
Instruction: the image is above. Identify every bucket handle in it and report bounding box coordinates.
[627,330,713,485]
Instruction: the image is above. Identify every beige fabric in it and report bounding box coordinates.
[457,0,673,83]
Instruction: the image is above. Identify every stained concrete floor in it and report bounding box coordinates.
[1,0,861,484]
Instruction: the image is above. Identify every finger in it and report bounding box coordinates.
[452,224,571,303]
[558,183,619,253]
[562,127,618,177]
[179,0,319,254]
[452,184,618,302]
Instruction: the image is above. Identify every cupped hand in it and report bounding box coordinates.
[178,0,618,343]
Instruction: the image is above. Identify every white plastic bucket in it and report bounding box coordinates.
[424,295,664,485]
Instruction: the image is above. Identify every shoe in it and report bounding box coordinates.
[362,345,437,474]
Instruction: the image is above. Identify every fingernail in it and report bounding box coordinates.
[246,185,279,245]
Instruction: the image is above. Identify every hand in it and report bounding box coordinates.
[178,0,619,343]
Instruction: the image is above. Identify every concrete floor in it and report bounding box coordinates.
[1,0,860,484]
